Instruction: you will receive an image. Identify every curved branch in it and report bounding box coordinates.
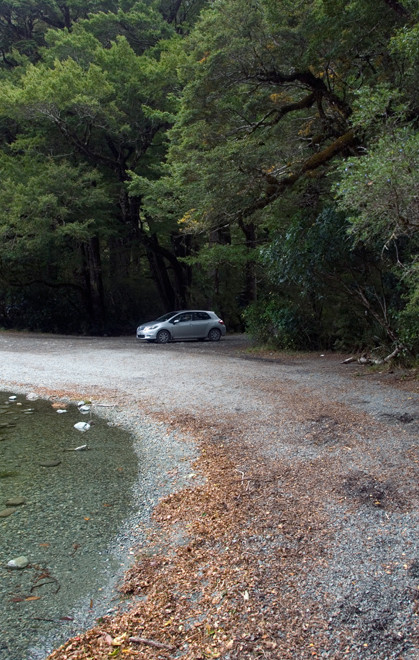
[267,92,317,126]
[251,129,356,213]
[256,69,351,118]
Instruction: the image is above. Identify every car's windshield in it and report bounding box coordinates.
[154,312,177,322]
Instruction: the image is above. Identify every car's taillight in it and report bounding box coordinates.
[218,319,225,325]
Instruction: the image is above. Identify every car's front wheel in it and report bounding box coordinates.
[207,328,221,342]
[156,329,171,344]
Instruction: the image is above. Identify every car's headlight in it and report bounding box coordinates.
[145,324,158,330]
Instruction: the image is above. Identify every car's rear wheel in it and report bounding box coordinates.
[207,328,221,342]
[156,329,171,344]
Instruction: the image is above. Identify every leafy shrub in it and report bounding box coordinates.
[243,299,317,350]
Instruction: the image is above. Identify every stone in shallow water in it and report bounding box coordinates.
[5,497,26,506]
[74,421,91,432]
[39,459,61,467]
[0,507,17,517]
[7,556,29,569]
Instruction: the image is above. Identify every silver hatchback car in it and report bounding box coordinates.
[136,310,226,343]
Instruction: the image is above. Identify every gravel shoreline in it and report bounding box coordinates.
[0,332,418,659]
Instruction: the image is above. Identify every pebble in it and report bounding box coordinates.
[5,497,26,506]
[7,556,29,569]
[0,507,17,517]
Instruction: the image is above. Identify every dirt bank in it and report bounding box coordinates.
[0,332,418,659]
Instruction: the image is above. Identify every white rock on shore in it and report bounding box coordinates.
[7,556,29,569]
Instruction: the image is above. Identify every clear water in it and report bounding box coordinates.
[0,392,139,660]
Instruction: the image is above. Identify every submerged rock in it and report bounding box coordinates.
[74,421,91,432]
[5,497,26,507]
[39,459,61,467]
[0,507,17,517]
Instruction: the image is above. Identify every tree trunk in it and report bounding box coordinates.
[238,220,257,304]
[120,188,189,310]
[144,234,189,310]
[81,236,106,333]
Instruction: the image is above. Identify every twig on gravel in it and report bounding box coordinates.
[129,636,175,650]
[235,469,245,483]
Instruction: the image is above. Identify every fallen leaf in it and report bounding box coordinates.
[112,634,128,646]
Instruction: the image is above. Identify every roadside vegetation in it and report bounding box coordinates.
[0,0,417,361]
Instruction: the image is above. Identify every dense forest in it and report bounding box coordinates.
[0,0,417,355]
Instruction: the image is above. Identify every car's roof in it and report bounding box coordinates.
[167,310,216,315]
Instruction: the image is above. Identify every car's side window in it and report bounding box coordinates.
[177,313,192,322]
[193,312,210,321]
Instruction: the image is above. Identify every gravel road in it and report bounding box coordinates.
[0,332,418,659]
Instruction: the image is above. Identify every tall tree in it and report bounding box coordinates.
[0,5,193,330]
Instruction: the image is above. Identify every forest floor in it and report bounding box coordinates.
[0,332,418,659]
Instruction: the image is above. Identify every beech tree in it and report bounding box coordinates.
[0,2,198,331]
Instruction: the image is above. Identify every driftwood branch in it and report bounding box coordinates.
[343,345,402,366]
[129,636,175,651]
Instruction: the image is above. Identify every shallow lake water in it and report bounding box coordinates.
[0,391,139,660]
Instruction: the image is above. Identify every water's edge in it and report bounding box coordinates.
[0,387,198,660]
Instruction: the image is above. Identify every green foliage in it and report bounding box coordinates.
[180,242,251,269]
[334,124,418,241]
[0,0,119,66]
[0,156,111,247]
[243,299,311,350]
[254,208,409,350]
[333,111,418,353]
[396,261,419,353]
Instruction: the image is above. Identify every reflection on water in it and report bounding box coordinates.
[0,391,138,660]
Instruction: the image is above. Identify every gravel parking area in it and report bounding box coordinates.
[0,332,418,659]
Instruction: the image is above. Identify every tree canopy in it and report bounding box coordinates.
[0,0,417,355]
